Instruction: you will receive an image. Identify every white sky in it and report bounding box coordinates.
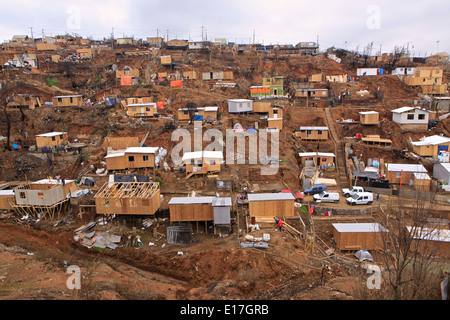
[0,0,448,56]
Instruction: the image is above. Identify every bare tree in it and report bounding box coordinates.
[376,189,445,300]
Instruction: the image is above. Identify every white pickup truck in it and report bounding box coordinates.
[313,191,340,203]
[342,186,372,198]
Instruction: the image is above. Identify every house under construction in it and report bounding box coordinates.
[94,182,161,216]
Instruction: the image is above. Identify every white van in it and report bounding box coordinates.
[313,191,340,203]
[346,192,373,205]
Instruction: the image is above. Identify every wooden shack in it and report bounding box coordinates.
[127,103,157,118]
[407,226,450,259]
[269,105,284,118]
[52,95,83,107]
[332,223,388,251]
[385,163,429,186]
[298,152,336,168]
[247,193,295,218]
[94,182,160,216]
[182,151,223,178]
[359,111,379,125]
[6,94,42,110]
[411,135,450,158]
[168,197,232,226]
[294,127,329,141]
[105,147,159,171]
[35,132,68,148]
[177,106,219,121]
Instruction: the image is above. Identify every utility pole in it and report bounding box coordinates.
[111,28,115,49]
[253,29,255,44]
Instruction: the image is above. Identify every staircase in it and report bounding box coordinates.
[324,107,350,188]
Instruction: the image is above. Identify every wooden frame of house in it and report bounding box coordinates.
[94,182,161,216]
[247,193,295,218]
[359,111,379,125]
[105,147,159,171]
[391,107,434,132]
[182,151,223,178]
[332,223,388,251]
[127,103,158,118]
[411,135,450,158]
[168,197,232,234]
[294,127,329,141]
[299,152,335,168]
[35,132,68,148]
[52,95,83,107]
[6,94,42,110]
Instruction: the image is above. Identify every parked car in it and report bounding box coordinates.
[304,184,327,195]
[313,191,340,203]
[346,192,374,205]
[342,186,372,198]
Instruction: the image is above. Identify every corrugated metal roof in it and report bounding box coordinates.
[0,190,14,196]
[125,147,158,154]
[299,152,336,157]
[411,135,450,146]
[248,193,295,202]
[299,126,329,131]
[332,223,388,233]
[385,163,427,172]
[182,151,223,161]
[36,132,67,137]
[212,197,232,207]
[169,197,231,206]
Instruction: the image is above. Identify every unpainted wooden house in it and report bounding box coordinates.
[168,197,232,234]
[294,127,329,141]
[411,135,450,158]
[247,193,295,218]
[105,147,159,171]
[182,151,223,178]
[52,95,83,107]
[35,132,68,148]
[359,111,379,125]
[127,103,158,118]
[332,223,388,251]
[6,94,42,110]
[298,152,335,168]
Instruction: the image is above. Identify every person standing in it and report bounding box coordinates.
[278,219,283,232]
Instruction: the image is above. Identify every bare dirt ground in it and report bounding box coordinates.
[0,216,362,300]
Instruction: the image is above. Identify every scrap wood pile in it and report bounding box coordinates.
[280,220,303,241]
[73,221,121,250]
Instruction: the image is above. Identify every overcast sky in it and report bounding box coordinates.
[0,0,448,56]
